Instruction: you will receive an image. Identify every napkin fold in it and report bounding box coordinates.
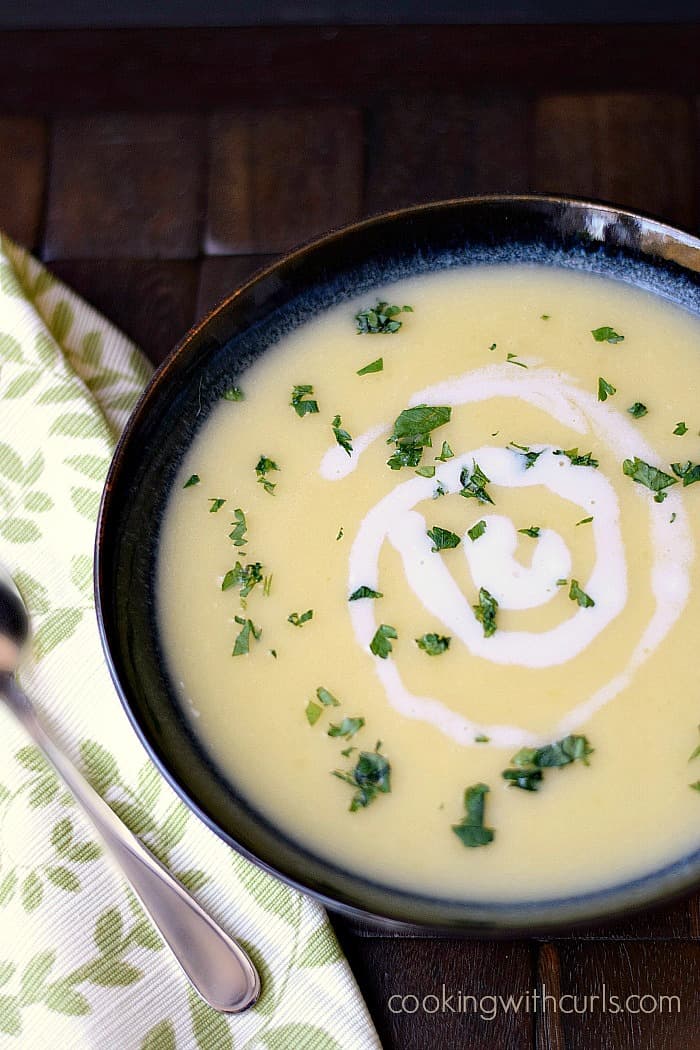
[0,233,381,1050]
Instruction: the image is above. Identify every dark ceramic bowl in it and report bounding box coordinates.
[96,195,700,933]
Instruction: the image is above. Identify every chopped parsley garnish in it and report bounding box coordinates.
[370,624,397,659]
[331,414,353,456]
[328,717,365,740]
[502,768,543,792]
[671,461,700,487]
[317,686,340,707]
[288,609,313,627]
[628,402,648,418]
[355,301,412,335]
[349,586,383,601]
[306,701,322,726]
[569,579,595,608]
[229,508,248,547]
[255,455,279,495]
[509,442,543,469]
[488,342,497,351]
[591,326,624,344]
[415,465,436,478]
[341,746,355,757]
[575,516,593,526]
[336,527,344,540]
[263,574,272,596]
[389,405,451,445]
[556,578,568,586]
[222,386,244,401]
[333,743,391,811]
[460,461,494,504]
[475,734,490,743]
[506,352,527,368]
[427,526,461,552]
[518,525,540,538]
[386,404,451,470]
[467,520,487,541]
[232,616,261,656]
[691,783,700,792]
[416,633,451,655]
[452,783,494,848]
[290,384,319,417]
[357,358,383,375]
[674,421,688,435]
[597,377,616,402]
[222,561,263,598]
[502,735,593,791]
[183,473,200,488]
[541,314,550,320]
[473,587,498,637]
[209,498,226,513]
[554,447,599,468]
[623,457,677,502]
[435,441,454,462]
[387,446,422,470]
[433,481,447,499]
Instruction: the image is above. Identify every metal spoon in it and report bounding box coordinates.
[0,570,260,1013]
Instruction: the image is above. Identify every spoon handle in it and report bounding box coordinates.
[0,673,260,1013]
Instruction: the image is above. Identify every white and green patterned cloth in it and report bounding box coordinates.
[0,234,381,1050]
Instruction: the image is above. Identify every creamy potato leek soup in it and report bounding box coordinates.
[158,264,700,902]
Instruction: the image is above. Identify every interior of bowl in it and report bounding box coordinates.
[95,195,700,932]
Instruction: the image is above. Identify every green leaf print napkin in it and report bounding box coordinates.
[0,234,382,1050]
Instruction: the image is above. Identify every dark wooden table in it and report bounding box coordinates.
[2,25,699,1049]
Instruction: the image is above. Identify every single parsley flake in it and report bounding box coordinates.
[452,783,494,848]
[232,616,261,656]
[569,579,595,608]
[332,414,353,456]
[290,384,319,417]
[427,526,461,552]
[416,633,451,655]
[357,358,383,375]
[467,520,487,541]
[592,326,624,344]
[370,624,398,659]
[598,377,616,402]
[473,587,498,637]
[628,402,648,419]
[349,586,383,601]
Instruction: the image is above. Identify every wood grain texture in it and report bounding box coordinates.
[555,941,700,1049]
[44,113,204,260]
[206,107,363,254]
[49,259,199,364]
[333,930,535,1050]
[0,117,46,249]
[364,92,530,214]
[534,94,697,228]
[1,27,700,113]
[534,943,565,1050]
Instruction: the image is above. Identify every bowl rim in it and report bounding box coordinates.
[95,192,700,934]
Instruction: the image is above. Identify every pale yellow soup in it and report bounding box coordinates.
[158,264,700,901]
